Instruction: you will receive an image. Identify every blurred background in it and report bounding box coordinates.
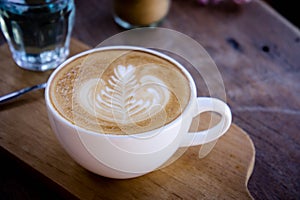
[265,0,299,28]
[0,0,299,45]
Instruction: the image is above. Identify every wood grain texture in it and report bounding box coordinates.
[0,0,299,199]
[0,39,255,199]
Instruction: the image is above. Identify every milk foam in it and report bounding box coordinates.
[50,49,190,134]
[79,64,170,124]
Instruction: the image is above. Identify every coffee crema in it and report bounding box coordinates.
[50,49,190,135]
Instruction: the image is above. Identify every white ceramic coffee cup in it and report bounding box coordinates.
[45,46,232,179]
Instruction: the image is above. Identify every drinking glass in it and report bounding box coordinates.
[0,0,75,71]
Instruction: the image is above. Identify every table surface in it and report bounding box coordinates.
[0,0,299,199]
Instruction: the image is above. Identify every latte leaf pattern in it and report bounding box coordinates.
[79,64,170,124]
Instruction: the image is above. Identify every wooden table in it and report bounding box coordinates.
[0,0,299,199]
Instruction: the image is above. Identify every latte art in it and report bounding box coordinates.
[79,64,170,124]
[50,49,190,134]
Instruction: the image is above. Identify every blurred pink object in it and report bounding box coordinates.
[197,0,252,5]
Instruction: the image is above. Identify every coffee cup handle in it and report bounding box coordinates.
[180,97,232,147]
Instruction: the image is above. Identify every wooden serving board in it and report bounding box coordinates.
[0,39,255,200]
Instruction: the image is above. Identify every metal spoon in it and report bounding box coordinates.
[0,82,47,103]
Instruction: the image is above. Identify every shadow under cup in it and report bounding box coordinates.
[45,46,232,179]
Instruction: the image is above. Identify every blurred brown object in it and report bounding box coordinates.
[113,0,170,29]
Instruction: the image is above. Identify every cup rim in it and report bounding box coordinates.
[45,45,197,138]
